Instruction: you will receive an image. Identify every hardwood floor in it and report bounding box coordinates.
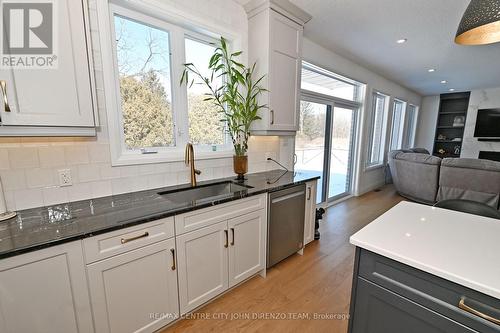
[162,185,405,333]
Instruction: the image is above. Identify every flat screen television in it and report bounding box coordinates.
[474,109,500,138]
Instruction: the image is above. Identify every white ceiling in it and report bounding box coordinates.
[237,0,500,96]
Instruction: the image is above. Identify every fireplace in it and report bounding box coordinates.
[479,151,500,162]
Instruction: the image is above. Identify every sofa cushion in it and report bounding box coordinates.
[409,148,430,154]
[437,158,500,209]
[389,151,441,204]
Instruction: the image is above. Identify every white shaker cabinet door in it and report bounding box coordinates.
[86,239,179,333]
[268,11,302,131]
[0,0,95,127]
[176,221,229,314]
[228,209,266,288]
[0,241,93,333]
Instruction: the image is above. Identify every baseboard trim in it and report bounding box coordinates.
[356,180,386,196]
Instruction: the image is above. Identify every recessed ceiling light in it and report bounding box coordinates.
[449,88,455,92]
[428,69,436,73]
[396,38,407,44]
[441,80,447,84]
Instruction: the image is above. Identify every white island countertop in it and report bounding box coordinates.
[350,201,500,299]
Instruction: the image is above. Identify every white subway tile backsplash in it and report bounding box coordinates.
[90,180,112,198]
[147,174,165,189]
[176,171,190,185]
[26,168,56,188]
[68,182,93,202]
[38,146,66,168]
[77,164,101,183]
[119,165,139,178]
[0,170,27,191]
[4,190,16,211]
[0,149,9,170]
[99,164,121,180]
[65,146,90,165]
[88,144,110,163]
[139,163,159,176]
[14,188,44,210]
[8,147,39,169]
[42,186,69,206]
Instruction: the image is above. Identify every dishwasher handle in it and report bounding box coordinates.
[270,190,305,204]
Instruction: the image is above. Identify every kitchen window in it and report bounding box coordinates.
[366,92,389,167]
[114,15,175,150]
[103,3,232,165]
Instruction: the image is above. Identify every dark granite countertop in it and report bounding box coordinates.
[0,170,320,259]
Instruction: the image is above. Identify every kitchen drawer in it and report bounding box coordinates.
[174,194,266,235]
[351,277,478,333]
[83,218,174,263]
[357,249,500,333]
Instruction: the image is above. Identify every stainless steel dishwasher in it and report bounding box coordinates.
[267,184,306,268]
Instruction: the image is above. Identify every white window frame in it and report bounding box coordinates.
[389,98,407,152]
[365,91,389,169]
[403,104,419,149]
[301,61,362,103]
[98,1,234,166]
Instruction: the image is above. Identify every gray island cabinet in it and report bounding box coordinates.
[348,202,500,333]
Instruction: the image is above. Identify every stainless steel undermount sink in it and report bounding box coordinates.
[158,181,253,203]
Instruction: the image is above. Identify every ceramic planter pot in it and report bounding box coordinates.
[233,155,248,180]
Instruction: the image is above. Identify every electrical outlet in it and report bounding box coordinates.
[58,169,72,187]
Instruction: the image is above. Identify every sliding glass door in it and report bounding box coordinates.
[329,105,356,200]
[295,97,358,204]
[295,100,327,204]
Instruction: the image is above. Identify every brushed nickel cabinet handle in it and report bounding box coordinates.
[459,298,500,325]
[120,231,149,244]
[230,228,235,246]
[0,80,11,112]
[307,187,312,200]
[270,110,274,125]
[170,248,176,270]
[224,230,229,248]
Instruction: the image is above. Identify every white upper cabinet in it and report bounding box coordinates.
[246,0,311,135]
[0,0,96,134]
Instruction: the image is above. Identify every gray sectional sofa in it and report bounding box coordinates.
[388,150,500,209]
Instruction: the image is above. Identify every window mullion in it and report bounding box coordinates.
[170,26,189,147]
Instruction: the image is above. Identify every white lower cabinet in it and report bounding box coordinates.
[86,238,179,333]
[176,209,267,314]
[0,194,269,332]
[0,241,93,333]
[304,180,318,246]
[228,209,266,288]
[176,221,229,314]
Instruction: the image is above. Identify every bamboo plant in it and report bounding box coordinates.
[180,37,266,156]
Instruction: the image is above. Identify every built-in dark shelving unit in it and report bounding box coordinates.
[433,92,470,158]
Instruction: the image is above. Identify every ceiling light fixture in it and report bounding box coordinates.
[455,0,500,45]
[396,38,407,44]
[441,80,448,84]
[428,69,436,73]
